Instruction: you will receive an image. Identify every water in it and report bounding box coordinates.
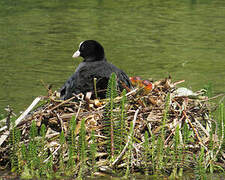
[0,0,225,113]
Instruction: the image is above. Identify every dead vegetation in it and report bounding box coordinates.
[0,76,224,178]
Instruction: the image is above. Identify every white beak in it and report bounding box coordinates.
[72,50,80,58]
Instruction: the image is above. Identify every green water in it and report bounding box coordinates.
[0,0,225,113]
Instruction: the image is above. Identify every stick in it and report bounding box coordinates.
[183,111,208,150]
[75,101,82,120]
[93,78,98,98]
[48,96,76,112]
[199,93,225,102]
[0,131,10,147]
[15,97,42,127]
[194,118,210,137]
[111,108,139,167]
[43,144,61,163]
[173,80,185,86]
[0,97,42,146]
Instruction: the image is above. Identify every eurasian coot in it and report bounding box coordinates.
[60,40,132,100]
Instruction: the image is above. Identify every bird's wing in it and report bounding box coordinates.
[104,62,132,90]
[117,70,132,90]
[59,71,80,100]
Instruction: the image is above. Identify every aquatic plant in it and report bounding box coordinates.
[9,117,21,172]
[68,115,77,169]
[104,72,118,158]
[78,118,87,178]
[0,75,225,179]
[90,130,97,174]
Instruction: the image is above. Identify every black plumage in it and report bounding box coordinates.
[60,40,132,100]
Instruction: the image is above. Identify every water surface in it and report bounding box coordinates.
[0,0,224,113]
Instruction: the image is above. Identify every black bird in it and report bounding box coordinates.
[60,40,132,100]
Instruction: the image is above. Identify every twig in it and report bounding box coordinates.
[219,94,225,104]
[0,125,7,133]
[57,113,65,132]
[48,96,76,112]
[126,88,138,96]
[0,131,10,147]
[194,117,210,137]
[183,111,208,151]
[15,97,42,127]
[43,144,61,163]
[5,105,14,130]
[0,97,42,146]
[93,78,98,98]
[111,108,139,167]
[75,101,83,120]
[113,88,138,102]
[199,93,225,102]
[214,107,224,160]
[173,80,185,86]
[164,115,185,145]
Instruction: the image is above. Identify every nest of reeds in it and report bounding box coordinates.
[0,75,224,178]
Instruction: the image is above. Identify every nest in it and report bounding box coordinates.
[0,77,224,178]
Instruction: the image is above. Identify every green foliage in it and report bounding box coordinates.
[125,121,134,178]
[208,128,214,174]
[143,131,149,175]
[30,120,38,141]
[106,72,118,101]
[60,129,65,145]
[78,118,87,178]
[204,82,213,98]
[7,80,225,179]
[162,93,170,140]
[8,112,95,178]
[90,130,97,174]
[103,73,130,160]
[69,115,77,147]
[125,146,131,178]
[28,141,38,171]
[40,124,46,139]
[93,77,98,98]
[39,124,48,176]
[0,113,5,120]
[68,115,77,168]
[174,125,180,152]
[25,121,40,175]
[103,73,118,157]
[21,143,27,161]
[183,121,189,145]
[221,103,225,148]
[216,103,225,165]
[155,136,163,172]
[79,118,86,162]
[9,118,53,177]
[107,73,117,157]
[171,124,182,178]
[59,130,65,170]
[68,145,75,169]
[195,147,207,179]
[150,133,156,173]
[153,93,170,173]
[46,154,53,176]
[217,103,224,139]
[118,89,127,150]
[9,116,21,172]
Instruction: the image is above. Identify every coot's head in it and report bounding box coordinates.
[72,40,105,62]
